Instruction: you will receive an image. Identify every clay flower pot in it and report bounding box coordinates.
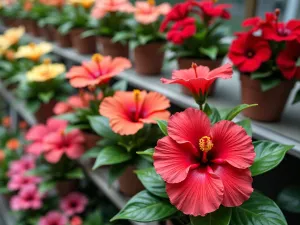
[83,132,101,165]
[54,28,72,48]
[178,58,222,96]
[97,36,129,58]
[56,180,79,197]
[28,20,41,37]
[134,42,165,75]
[23,19,32,33]
[240,74,294,122]
[70,28,97,54]
[35,100,57,123]
[118,166,144,197]
[39,25,55,41]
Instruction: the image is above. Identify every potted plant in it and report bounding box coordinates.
[228,9,300,121]
[161,0,231,95]
[111,63,293,225]
[89,0,133,57]
[113,0,171,75]
[1,1,22,27]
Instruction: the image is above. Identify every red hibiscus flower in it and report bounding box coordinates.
[228,33,271,73]
[263,20,300,42]
[277,41,300,80]
[194,0,231,20]
[166,17,196,45]
[160,1,192,32]
[154,108,255,216]
[161,63,232,96]
[100,90,170,135]
[242,12,275,32]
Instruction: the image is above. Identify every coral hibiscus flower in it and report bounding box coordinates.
[133,0,171,25]
[161,63,232,96]
[39,211,68,225]
[15,42,52,61]
[60,192,88,216]
[228,33,271,73]
[91,0,133,19]
[100,90,170,135]
[277,41,300,80]
[66,54,131,88]
[43,129,85,163]
[166,17,196,45]
[154,108,255,216]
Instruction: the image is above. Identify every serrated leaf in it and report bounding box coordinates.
[236,119,252,137]
[93,146,132,170]
[135,167,167,198]
[157,120,168,136]
[136,148,154,162]
[111,190,177,222]
[250,141,293,176]
[199,46,218,60]
[277,186,300,213]
[224,104,258,121]
[190,207,231,225]
[230,191,287,225]
[88,116,118,140]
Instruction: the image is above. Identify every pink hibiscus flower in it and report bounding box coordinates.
[26,118,68,156]
[91,0,133,19]
[60,192,88,216]
[43,129,85,163]
[10,185,43,211]
[154,108,255,216]
[39,211,68,225]
[8,174,41,191]
[7,156,36,178]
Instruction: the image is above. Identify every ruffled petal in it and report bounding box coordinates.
[26,125,48,141]
[166,168,224,216]
[210,121,255,169]
[26,142,44,156]
[44,150,64,163]
[140,111,171,123]
[213,164,253,207]
[46,118,68,132]
[207,63,233,79]
[154,136,199,183]
[65,144,85,159]
[142,91,170,117]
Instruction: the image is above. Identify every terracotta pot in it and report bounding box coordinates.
[54,28,72,48]
[56,180,79,197]
[240,74,294,122]
[97,36,129,58]
[22,19,32,33]
[134,42,165,75]
[27,20,41,36]
[39,25,55,41]
[178,58,221,96]
[83,132,101,165]
[35,100,57,123]
[70,28,97,54]
[118,166,144,196]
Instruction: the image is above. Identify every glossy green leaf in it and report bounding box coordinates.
[236,119,252,137]
[199,46,218,60]
[292,89,300,104]
[260,78,281,92]
[136,148,154,162]
[38,91,54,103]
[82,146,102,159]
[209,107,221,124]
[93,146,132,170]
[88,116,118,140]
[157,120,168,136]
[190,207,232,225]
[108,163,127,186]
[66,168,84,179]
[230,191,287,225]
[277,186,300,213]
[135,167,167,198]
[39,180,56,193]
[251,72,272,80]
[250,141,293,176]
[111,190,177,222]
[58,21,74,35]
[224,104,258,121]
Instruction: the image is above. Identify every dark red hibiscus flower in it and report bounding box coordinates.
[242,12,276,32]
[263,20,300,42]
[167,17,196,45]
[228,33,271,73]
[277,41,300,80]
[194,0,231,20]
[160,1,192,32]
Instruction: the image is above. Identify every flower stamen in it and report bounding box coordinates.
[148,0,155,6]
[192,63,198,78]
[133,89,141,121]
[92,54,103,77]
[199,136,213,152]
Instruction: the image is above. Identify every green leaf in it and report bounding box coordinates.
[199,46,218,60]
[111,190,177,222]
[236,119,252,137]
[112,31,133,43]
[136,148,154,162]
[223,104,258,121]
[138,35,154,46]
[250,141,293,176]
[93,146,132,170]
[82,146,102,159]
[112,80,128,91]
[66,168,84,179]
[38,91,54,103]
[251,72,272,80]
[209,107,221,124]
[292,89,300,104]
[86,210,103,225]
[55,113,78,123]
[39,180,56,193]
[135,167,167,198]
[88,116,118,140]
[81,29,96,38]
[277,186,300,213]
[260,78,281,92]
[58,21,74,35]
[230,191,287,225]
[0,186,10,194]
[108,163,127,186]
[190,207,232,225]
[157,120,168,136]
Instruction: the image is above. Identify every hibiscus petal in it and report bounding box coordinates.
[213,164,253,207]
[207,63,233,79]
[142,91,170,117]
[154,136,199,184]
[65,144,85,160]
[46,118,68,132]
[140,111,171,124]
[166,168,224,216]
[210,121,255,169]
[26,142,44,156]
[26,125,48,141]
[44,150,64,164]
[168,108,211,153]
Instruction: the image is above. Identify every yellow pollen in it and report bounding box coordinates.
[29,43,36,48]
[148,0,155,6]
[133,89,141,102]
[43,58,51,65]
[199,136,213,152]
[92,54,103,63]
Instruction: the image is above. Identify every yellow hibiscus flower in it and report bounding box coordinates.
[27,59,66,82]
[15,42,52,61]
[4,26,25,45]
[0,36,11,56]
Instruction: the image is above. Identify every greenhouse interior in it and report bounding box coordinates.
[0,0,299,224]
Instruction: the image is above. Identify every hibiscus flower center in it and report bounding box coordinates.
[245,50,255,58]
[24,193,34,201]
[192,63,199,78]
[278,27,291,36]
[199,136,213,163]
[130,89,144,122]
[69,200,78,208]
